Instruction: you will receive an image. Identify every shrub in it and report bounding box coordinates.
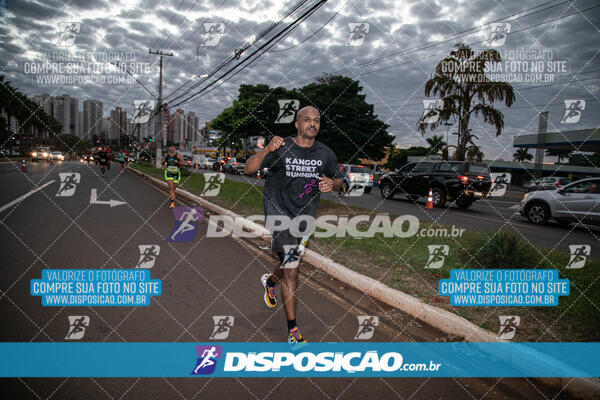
[463,229,537,268]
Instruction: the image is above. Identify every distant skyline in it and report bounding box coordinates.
[1,0,599,161]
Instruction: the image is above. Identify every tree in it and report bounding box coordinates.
[466,145,484,162]
[513,148,533,162]
[0,75,61,150]
[425,134,446,155]
[384,146,429,170]
[545,148,570,164]
[418,43,515,161]
[295,75,393,163]
[211,84,297,152]
[212,75,394,163]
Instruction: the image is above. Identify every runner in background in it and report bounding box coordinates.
[162,143,184,209]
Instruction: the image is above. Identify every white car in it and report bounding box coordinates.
[527,176,572,192]
[341,164,374,194]
[51,151,64,161]
[519,178,600,226]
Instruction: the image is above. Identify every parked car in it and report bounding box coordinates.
[224,158,246,175]
[192,154,211,169]
[527,176,573,192]
[378,161,493,209]
[519,178,600,226]
[202,157,216,169]
[212,157,228,171]
[341,164,374,194]
[31,147,51,162]
[182,154,193,168]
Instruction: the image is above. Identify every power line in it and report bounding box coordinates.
[325,0,567,75]
[355,3,600,77]
[164,0,313,103]
[167,0,327,108]
[269,0,352,52]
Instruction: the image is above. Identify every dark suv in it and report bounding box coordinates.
[379,161,492,209]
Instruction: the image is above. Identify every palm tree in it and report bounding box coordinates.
[513,148,533,162]
[418,43,516,161]
[545,148,570,164]
[425,134,446,155]
[466,146,484,162]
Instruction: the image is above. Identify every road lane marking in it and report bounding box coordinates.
[90,188,127,207]
[0,180,55,213]
[454,211,536,229]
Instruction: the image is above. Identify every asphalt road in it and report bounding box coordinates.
[0,161,572,399]
[223,170,600,258]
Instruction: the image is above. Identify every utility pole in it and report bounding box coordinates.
[149,49,173,168]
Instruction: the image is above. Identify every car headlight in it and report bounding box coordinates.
[32,152,37,157]
[42,152,47,157]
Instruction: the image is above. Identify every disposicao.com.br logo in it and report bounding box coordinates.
[221,350,441,374]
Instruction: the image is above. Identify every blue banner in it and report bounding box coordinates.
[30,269,162,306]
[439,269,570,306]
[0,342,597,377]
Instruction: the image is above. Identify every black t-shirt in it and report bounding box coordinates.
[98,151,108,164]
[261,136,343,219]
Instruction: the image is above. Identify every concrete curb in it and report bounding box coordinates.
[130,166,600,400]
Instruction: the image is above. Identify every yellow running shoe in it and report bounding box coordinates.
[260,273,277,308]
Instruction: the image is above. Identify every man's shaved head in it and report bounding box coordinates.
[296,106,320,120]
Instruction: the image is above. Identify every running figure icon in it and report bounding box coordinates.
[170,208,201,241]
[276,101,298,123]
[562,100,585,123]
[65,316,89,340]
[193,346,218,373]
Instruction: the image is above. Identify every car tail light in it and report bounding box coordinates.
[370,174,374,181]
[556,180,561,186]
[378,180,381,185]
[459,175,468,185]
[477,175,484,180]
[234,162,238,165]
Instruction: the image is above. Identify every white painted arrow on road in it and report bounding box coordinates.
[90,188,126,207]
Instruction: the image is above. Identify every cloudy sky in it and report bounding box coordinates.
[1,0,599,161]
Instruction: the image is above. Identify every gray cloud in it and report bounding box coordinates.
[1,0,599,161]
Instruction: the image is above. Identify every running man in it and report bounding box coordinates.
[162,143,184,209]
[244,106,343,348]
[97,147,108,175]
[106,146,112,170]
[117,150,126,173]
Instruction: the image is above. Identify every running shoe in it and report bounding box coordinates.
[260,273,277,308]
[288,326,308,350]
[169,201,175,209]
